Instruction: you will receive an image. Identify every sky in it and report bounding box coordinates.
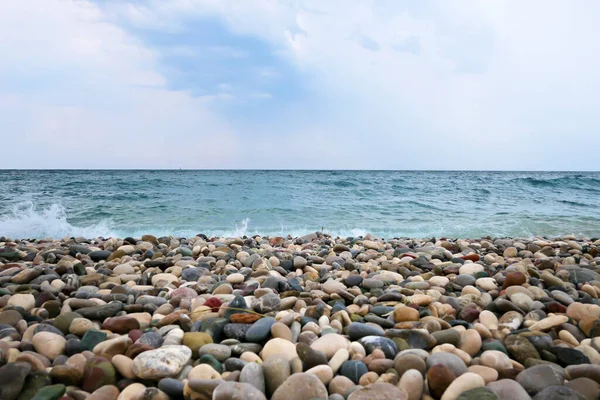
[1,0,599,170]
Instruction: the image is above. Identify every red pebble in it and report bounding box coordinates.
[461,253,480,262]
[204,297,223,312]
[502,272,527,289]
[128,329,143,343]
[547,302,567,314]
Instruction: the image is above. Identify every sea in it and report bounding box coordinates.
[1,170,599,240]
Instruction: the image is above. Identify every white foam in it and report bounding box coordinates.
[0,201,115,239]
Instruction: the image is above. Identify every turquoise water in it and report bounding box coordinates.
[1,170,599,239]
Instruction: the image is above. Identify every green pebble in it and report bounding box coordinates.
[31,384,66,400]
[197,354,223,373]
[80,330,106,351]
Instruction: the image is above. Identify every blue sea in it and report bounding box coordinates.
[1,170,599,239]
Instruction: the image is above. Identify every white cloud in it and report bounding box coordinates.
[112,0,600,170]
[0,0,239,169]
[2,0,600,169]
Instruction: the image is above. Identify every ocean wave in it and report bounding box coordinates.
[0,201,116,239]
[514,175,600,188]
[314,180,357,188]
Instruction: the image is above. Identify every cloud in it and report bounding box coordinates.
[0,0,242,169]
[1,0,600,170]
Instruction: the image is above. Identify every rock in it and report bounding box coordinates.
[505,335,541,364]
[531,386,582,400]
[8,293,35,311]
[487,379,532,400]
[262,338,298,362]
[516,364,565,395]
[29,384,66,400]
[198,343,231,362]
[398,369,424,400]
[565,377,600,400]
[339,360,368,384]
[427,352,468,377]
[254,293,281,314]
[182,332,213,357]
[263,356,291,396]
[271,373,328,400]
[297,342,328,368]
[246,317,276,343]
[310,334,350,359]
[329,375,355,396]
[555,347,590,367]
[0,362,31,400]
[87,385,121,400]
[457,387,499,400]
[240,362,266,394]
[213,382,267,400]
[271,322,293,341]
[132,345,192,380]
[158,378,185,398]
[50,364,82,386]
[440,372,485,400]
[358,336,398,359]
[32,332,66,361]
[347,382,408,400]
[394,307,420,322]
[347,323,384,341]
[82,356,117,393]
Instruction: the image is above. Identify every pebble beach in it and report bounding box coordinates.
[1,232,600,400]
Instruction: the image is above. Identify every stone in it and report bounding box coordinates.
[132,345,192,380]
[310,334,350,359]
[271,373,328,400]
[358,336,398,359]
[50,364,82,386]
[197,343,231,362]
[271,322,293,341]
[182,332,213,357]
[0,362,31,400]
[347,323,384,341]
[516,364,565,395]
[32,332,67,361]
[487,379,532,400]
[457,387,498,400]
[347,382,408,400]
[263,356,292,396]
[262,338,298,362]
[394,307,420,322]
[82,356,117,393]
[101,316,140,334]
[87,385,120,400]
[532,386,582,400]
[339,360,368,384]
[7,293,35,311]
[297,342,329,368]
[29,384,66,400]
[398,369,424,400]
[246,317,276,343]
[440,372,485,400]
[213,382,267,400]
[565,377,600,400]
[505,335,541,364]
[329,375,355,396]
[427,352,468,377]
[158,378,185,398]
[428,364,457,399]
[254,293,281,314]
[240,362,266,394]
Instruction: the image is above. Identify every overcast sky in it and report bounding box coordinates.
[1,0,599,170]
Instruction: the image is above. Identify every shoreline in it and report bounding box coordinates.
[1,233,599,399]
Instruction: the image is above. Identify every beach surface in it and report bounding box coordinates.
[1,232,600,400]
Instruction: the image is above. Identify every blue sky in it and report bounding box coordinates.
[1,0,600,170]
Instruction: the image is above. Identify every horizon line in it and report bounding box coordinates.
[1,168,600,173]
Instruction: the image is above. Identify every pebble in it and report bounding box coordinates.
[0,234,599,399]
